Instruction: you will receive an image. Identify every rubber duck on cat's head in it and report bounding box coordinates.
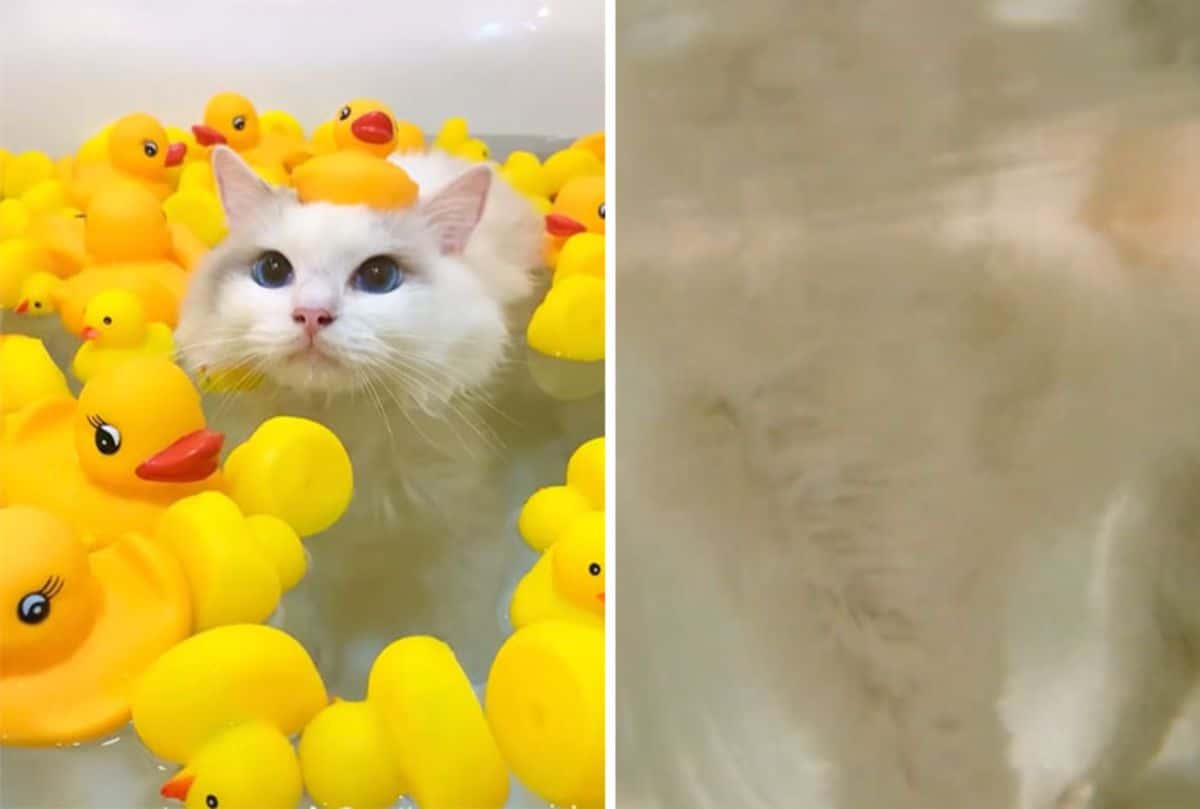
[287,99,421,210]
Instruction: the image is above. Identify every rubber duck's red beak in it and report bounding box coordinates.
[14,299,29,313]
[191,124,227,147]
[350,111,395,145]
[136,429,224,482]
[597,593,605,604]
[165,142,187,167]
[160,772,194,801]
[81,326,100,340]
[545,213,587,238]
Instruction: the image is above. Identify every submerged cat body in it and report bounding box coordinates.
[618,1,1200,808]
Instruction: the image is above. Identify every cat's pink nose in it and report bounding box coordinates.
[292,307,335,338]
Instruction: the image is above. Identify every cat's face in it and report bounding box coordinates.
[177,147,508,404]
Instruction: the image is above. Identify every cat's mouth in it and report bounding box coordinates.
[285,341,343,368]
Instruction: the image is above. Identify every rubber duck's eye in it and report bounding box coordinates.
[17,576,62,625]
[205,795,219,809]
[598,203,606,220]
[102,316,112,325]
[351,256,403,294]
[143,140,159,158]
[88,416,121,455]
[588,562,601,576]
[33,302,41,309]
[338,106,352,121]
[232,115,246,131]
[250,251,294,288]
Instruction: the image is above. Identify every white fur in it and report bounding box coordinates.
[617,1,1200,808]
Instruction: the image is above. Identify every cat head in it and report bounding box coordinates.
[177,146,514,404]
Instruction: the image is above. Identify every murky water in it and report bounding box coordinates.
[0,140,602,808]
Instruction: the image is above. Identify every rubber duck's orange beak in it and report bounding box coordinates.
[545,213,586,238]
[165,142,187,167]
[136,429,224,483]
[351,111,395,145]
[160,772,194,801]
[597,592,605,604]
[14,299,29,313]
[81,326,100,340]
[191,124,227,147]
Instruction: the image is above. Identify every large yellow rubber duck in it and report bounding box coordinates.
[289,100,421,210]
[510,511,605,629]
[553,231,605,280]
[570,132,606,163]
[298,636,510,809]
[71,289,175,383]
[157,491,306,629]
[132,624,327,809]
[68,112,186,207]
[0,505,190,745]
[544,175,605,266]
[517,436,605,551]
[190,92,308,185]
[2,352,354,549]
[51,183,197,335]
[526,275,605,361]
[485,621,605,809]
[0,333,69,415]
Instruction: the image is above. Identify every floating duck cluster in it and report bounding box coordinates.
[487,436,607,809]
[1,93,607,808]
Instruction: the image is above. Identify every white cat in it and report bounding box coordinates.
[175,146,547,685]
[616,1,1200,808]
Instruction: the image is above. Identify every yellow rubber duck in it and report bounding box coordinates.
[553,231,605,281]
[570,131,606,163]
[2,351,354,549]
[517,436,605,550]
[0,236,77,310]
[544,174,605,266]
[526,275,605,361]
[190,92,310,182]
[499,151,551,213]
[259,109,305,140]
[51,183,197,335]
[299,636,509,809]
[542,146,604,198]
[510,511,605,629]
[71,289,175,383]
[68,112,187,207]
[162,187,227,246]
[0,505,190,745]
[3,151,56,200]
[156,491,306,630]
[14,271,63,316]
[0,198,30,240]
[485,621,605,809]
[433,116,489,162]
[288,100,420,210]
[132,624,327,809]
[0,333,69,415]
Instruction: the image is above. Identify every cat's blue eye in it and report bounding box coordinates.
[351,256,403,294]
[250,250,294,288]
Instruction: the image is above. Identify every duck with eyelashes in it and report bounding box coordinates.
[0,505,190,745]
[68,112,187,208]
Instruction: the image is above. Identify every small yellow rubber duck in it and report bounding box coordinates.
[433,116,491,162]
[542,146,603,198]
[132,624,327,809]
[14,271,64,316]
[517,436,605,550]
[3,151,56,200]
[71,289,176,383]
[299,636,510,809]
[0,333,69,415]
[526,275,605,361]
[68,112,187,208]
[190,92,310,182]
[288,100,420,210]
[157,491,306,630]
[499,151,551,213]
[0,505,190,745]
[510,510,605,629]
[544,174,605,266]
[485,621,605,809]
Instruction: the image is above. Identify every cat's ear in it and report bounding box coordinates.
[421,166,491,255]
[211,145,275,228]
